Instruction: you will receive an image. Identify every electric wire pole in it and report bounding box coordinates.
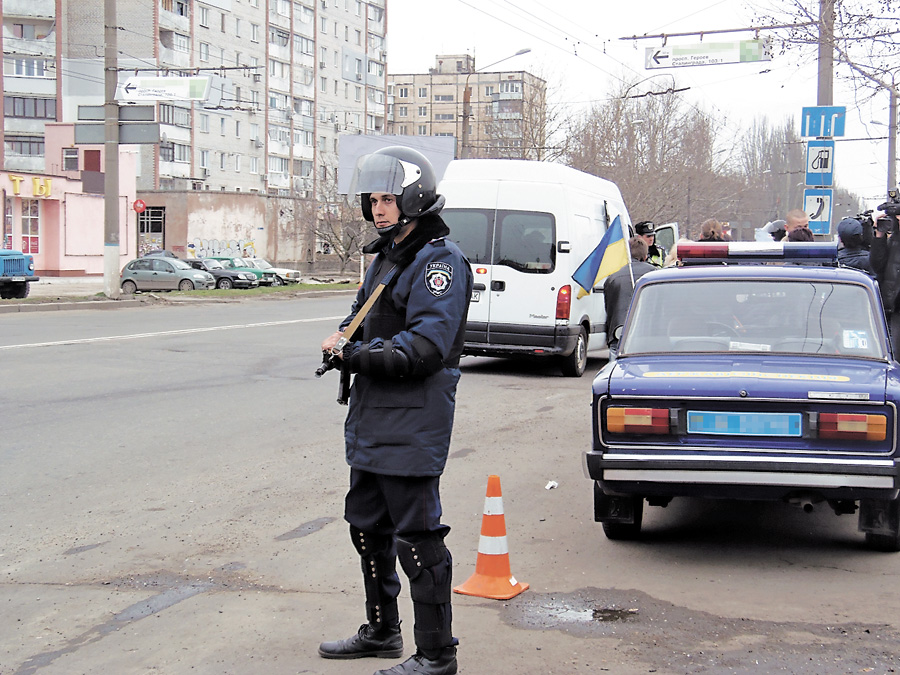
[104,0,120,298]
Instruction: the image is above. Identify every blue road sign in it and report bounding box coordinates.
[800,106,846,137]
[806,140,835,186]
[803,188,833,235]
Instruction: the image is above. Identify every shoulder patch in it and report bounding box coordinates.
[425,261,453,297]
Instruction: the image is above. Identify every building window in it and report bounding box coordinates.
[173,32,190,53]
[321,17,327,33]
[397,87,408,98]
[418,87,427,98]
[485,85,495,96]
[418,125,427,135]
[199,114,210,132]
[235,120,241,137]
[418,106,427,117]
[200,150,210,168]
[355,86,361,102]
[173,143,191,163]
[434,94,454,102]
[250,156,259,174]
[199,43,210,61]
[220,153,227,170]
[159,104,191,127]
[269,26,289,46]
[435,113,454,121]
[62,148,79,171]
[397,106,408,117]
[5,136,44,156]
[499,81,522,94]
[21,199,39,255]
[221,12,227,32]
[235,155,242,173]
[251,24,260,42]
[321,76,328,92]
[199,6,210,27]
[4,58,51,78]
[235,18,241,37]
[397,125,408,135]
[4,97,56,119]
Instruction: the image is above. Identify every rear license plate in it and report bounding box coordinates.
[9,276,25,282]
[687,411,802,437]
[471,290,481,302]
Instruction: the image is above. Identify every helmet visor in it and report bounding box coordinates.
[349,154,422,195]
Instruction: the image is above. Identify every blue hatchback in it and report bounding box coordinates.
[585,242,900,550]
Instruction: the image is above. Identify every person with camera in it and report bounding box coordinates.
[870,205,900,322]
[318,146,472,675]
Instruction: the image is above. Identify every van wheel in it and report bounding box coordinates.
[560,327,587,377]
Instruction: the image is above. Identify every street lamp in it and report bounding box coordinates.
[460,48,531,159]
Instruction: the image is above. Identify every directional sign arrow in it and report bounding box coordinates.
[124,82,136,95]
[652,50,669,65]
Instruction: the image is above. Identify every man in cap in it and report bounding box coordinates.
[634,221,666,267]
[836,217,872,275]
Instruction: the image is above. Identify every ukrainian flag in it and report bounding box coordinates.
[571,215,629,298]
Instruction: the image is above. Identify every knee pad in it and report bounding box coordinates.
[396,532,452,605]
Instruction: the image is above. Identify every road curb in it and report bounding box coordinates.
[0,299,145,314]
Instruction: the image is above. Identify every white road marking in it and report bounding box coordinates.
[0,316,346,351]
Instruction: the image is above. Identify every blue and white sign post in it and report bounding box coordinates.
[799,106,845,236]
[803,188,833,235]
[805,140,835,187]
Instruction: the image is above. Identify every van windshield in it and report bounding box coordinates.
[443,208,556,274]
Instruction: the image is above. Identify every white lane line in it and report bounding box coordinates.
[0,316,346,351]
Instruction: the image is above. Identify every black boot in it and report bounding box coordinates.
[318,622,403,660]
[373,646,457,675]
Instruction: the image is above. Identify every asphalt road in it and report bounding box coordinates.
[3,295,900,674]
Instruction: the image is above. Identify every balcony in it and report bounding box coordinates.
[3,32,56,58]
[3,0,54,18]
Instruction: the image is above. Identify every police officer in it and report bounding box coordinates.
[634,221,666,267]
[319,146,472,675]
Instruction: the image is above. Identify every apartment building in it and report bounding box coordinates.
[1,0,387,264]
[387,54,546,160]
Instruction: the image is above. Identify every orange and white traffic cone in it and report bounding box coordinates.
[453,474,529,600]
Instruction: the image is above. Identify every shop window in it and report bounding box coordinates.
[63,148,79,171]
[21,199,39,255]
[3,198,12,250]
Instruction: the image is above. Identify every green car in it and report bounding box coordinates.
[210,257,278,286]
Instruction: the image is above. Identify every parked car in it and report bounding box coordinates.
[143,249,179,258]
[586,241,900,551]
[120,257,215,293]
[244,258,302,285]
[210,256,278,285]
[184,258,259,290]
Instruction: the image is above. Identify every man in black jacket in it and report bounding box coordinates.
[318,146,472,675]
[603,237,658,356]
[836,217,872,275]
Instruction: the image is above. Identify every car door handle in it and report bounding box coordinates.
[491,280,505,292]
[473,283,486,291]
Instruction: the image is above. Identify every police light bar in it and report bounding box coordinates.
[677,241,838,265]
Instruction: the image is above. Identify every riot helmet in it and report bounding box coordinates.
[351,146,445,228]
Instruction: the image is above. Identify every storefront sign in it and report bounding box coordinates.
[6,175,53,198]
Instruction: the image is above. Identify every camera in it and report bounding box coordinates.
[876,188,900,234]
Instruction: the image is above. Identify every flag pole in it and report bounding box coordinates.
[625,218,636,289]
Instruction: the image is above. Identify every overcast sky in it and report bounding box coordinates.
[385,0,892,213]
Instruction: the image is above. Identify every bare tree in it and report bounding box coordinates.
[314,161,368,273]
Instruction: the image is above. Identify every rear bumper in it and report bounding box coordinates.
[584,450,900,500]
[463,321,582,358]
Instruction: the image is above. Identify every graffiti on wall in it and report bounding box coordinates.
[187,238,257,259]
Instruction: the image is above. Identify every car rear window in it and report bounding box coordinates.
[621,279,885,359]
[444,208,556,273]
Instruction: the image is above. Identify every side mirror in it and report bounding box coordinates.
[613,325,624,341]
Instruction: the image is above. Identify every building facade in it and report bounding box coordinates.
[387,54,546,160]
[1,0,388,270]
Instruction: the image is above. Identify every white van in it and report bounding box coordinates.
[439,159,635,377]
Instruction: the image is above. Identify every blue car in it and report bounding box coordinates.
[586,241,900,550]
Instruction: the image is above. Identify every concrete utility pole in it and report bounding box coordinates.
[103,0,121,298]
[816,0,835,106]
[889,86,898,191]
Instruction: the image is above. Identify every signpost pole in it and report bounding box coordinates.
[103,0,120,299]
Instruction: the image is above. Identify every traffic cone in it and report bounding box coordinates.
[453,475,529,600]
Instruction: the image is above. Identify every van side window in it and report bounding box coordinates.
[495,211,555,273]
[442,209,492,264]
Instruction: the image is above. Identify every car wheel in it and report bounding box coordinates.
[560,327,588,377]
[865,532,900,552]
[178,279,195,291]
[11,281,29,299]
[217,277,234,290]
[862,497,900,552]
[122,280,138,294]
[271,275,284,286]
[601,497,643,541]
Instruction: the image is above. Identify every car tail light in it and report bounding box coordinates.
[818,413,886,441]
[556,285,571,320]
[607,407,670,434]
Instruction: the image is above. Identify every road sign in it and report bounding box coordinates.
[119,76,211,102]
[803,188,834,235]
[800,106,846,137]
[77,105,155,121]
[645,39,772,69]
[74,122,160,145]
[133,200,147,214]
[805,140,836,187]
